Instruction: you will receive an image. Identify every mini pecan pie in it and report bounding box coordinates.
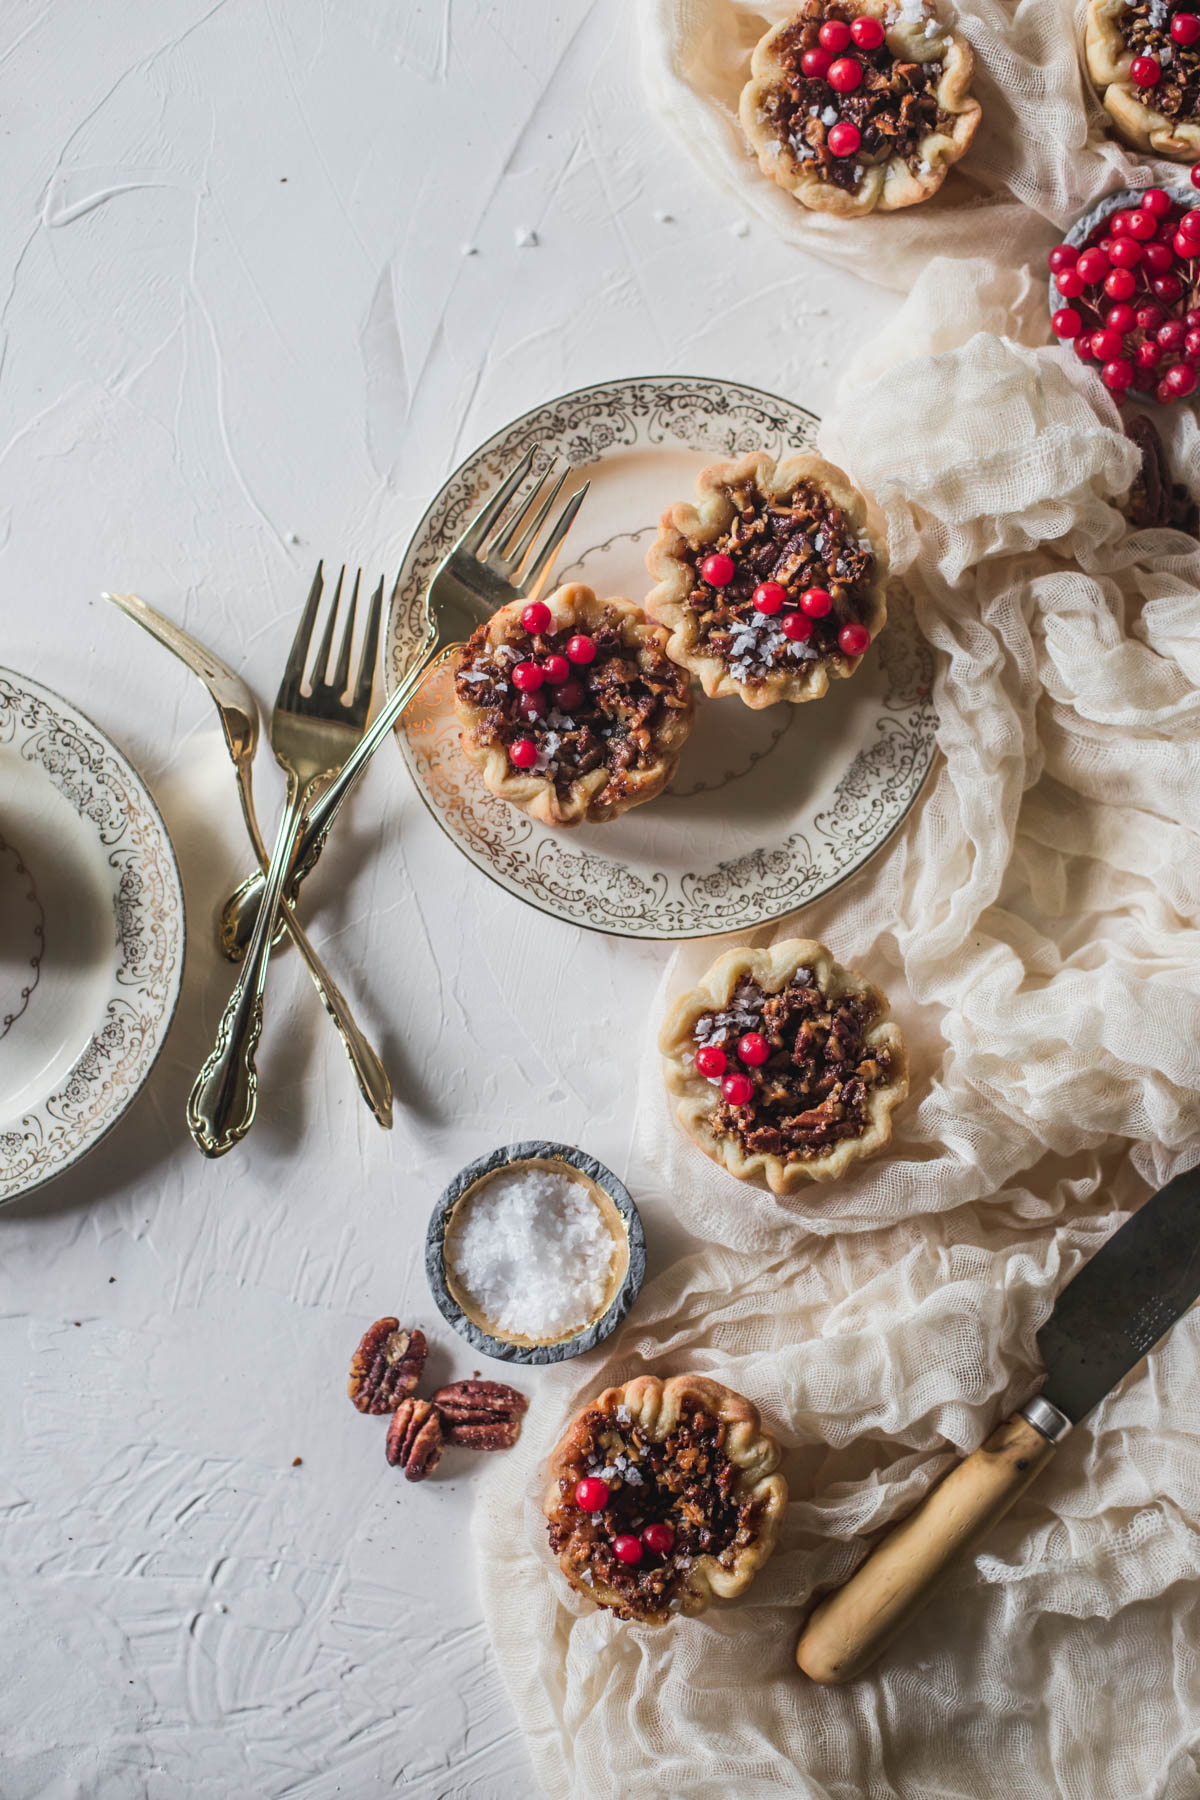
[660,938,908,1192]
[543,1374,787,1623]
[453,583,694,827]
[1086,0,1200,158]
[739,0,980,216]
[645,452,888,708]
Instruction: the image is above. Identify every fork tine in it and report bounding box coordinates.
[313,566,345,688]
[520,481,591,598]
[353,576,385,716]
[277,562,325,710]
[499,462,570,570]
[458,448,536,554]
[330,569,361,696]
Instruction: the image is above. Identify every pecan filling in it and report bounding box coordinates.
[1119,2,1200,119]
[694,972,893,1159]
[683,477,874,682]
[455,609,690,795]
[758,2,951,193]
[548,1403,762,1621]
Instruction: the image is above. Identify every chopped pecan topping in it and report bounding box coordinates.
[348,1319,427,1414]
[433,1379,528,1450]
[546,1404,762,1622]
[1119,2,1200,120]
[694,971,893,1160]
[386,1397,445,1481]
[683,474,873,683]
[757,1,950,193]
[454,606,691,799]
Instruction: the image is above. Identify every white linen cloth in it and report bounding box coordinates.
[473,6,1200,1794]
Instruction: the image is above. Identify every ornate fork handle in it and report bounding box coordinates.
[188,772,317,1155]
[219,625,448,961]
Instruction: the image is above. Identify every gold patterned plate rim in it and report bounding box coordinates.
[384,374,938,941]
[0,667,186,1205]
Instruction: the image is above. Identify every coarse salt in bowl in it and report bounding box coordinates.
[426,1142,646,1364]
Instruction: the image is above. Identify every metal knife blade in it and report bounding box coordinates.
[1038,1162,1200,1424]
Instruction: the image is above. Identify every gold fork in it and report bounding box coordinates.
[218,452,588,959]
[188,567,383,1156]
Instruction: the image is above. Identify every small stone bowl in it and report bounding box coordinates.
[425,1140,646,1365]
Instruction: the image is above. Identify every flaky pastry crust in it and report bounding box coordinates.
[453,582,694,827]
[739,1,981,216]
[1085,0,1200,158]
[543,1374,787,1621]
[659,938,908,1193]
[645,451,888,709]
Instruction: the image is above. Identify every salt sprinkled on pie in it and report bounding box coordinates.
[445,1165,617,1341]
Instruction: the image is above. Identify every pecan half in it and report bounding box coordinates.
[385,1398,444,1481]
[348,1318,427,1414]
[433,1379,528,1451]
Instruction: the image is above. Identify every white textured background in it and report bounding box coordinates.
[0,3,890,1794]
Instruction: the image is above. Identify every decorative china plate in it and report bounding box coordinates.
[0,669,185,1203]
[386,376,937,940]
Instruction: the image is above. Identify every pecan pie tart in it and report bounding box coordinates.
[453,583,694,827]
[739,0,981,216]
[544,1374,787,1623]
[645,452,888,708]
[660,939,908,1192]
[1086,0,1200,158]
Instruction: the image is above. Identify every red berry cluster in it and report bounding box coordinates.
[507,600,597,769]
[698,554,870,656]
[1049,187,1200,405]
[573,1477,676,1567]
[798,14,886,159]
[695,1028,771,1106]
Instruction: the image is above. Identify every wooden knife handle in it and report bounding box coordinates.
[795,1413,1057,1685]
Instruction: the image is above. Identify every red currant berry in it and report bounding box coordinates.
[1104,268,1136,301]
[1175,231,1200,259]
[517,690,548,722]
[1187,308,1200,330]
[801,46,833,77]
[1108,237,1143,269]
[753,581,786,614]
[1136,340,1163,370]
[1102,359,1135,392]
[1173,12,1200,44]
[827,55,863,91]
[1130,55,1161,87]
[819,18,851,51]
[566,633,596,664]
[541,653,570,684]
[1106,304,1137,332]
[509,737,538,769]
[838,621,871,656]
[701,552,735,587]
[642,1522,676,1555]
[1153,272,1184,301]
[1192,162,1200,192]
[1076,247,1111,284]
[1182,209,1200,240]
[800,585,832,617]
[1109,211,1132,237]
[1143,240,1175,273]
[1128,209,1158,239]
[781,611,813,641]
[850,13,885,48]
[1051,307,1082,340]
[1186,329,1200,362]
[1054,267,1085,298]
[612,1534,643,1565]
[828,120,861,157]
[1048,243,1079,273]
[512,660,543,692]
[722,1072,754,1106]
[1090,327,1123,362]
[1132,362,1159,392]
[695,1044,727,1079]
[737,1031,769,1066]
[1141,188,1173,217]
[521,601,551,634]
[1097,237,1116,259]
[1137,301,1168,332]
[1164,361,1198,398]
[1074,333,1097,361]
[555,679,585,713]
[1159,319,1188,351]
[575,1477,610,1512]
